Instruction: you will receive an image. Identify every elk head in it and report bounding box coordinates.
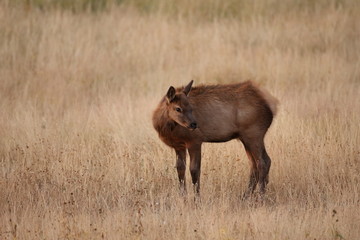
[166,80,198,130]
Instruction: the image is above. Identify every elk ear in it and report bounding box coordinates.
[183,80,194,96]
[166,86,176,103]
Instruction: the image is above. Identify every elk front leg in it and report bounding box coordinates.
[188,144,202,194]
[175,149,187,194]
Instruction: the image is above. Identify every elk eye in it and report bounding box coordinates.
[175,107,182,112]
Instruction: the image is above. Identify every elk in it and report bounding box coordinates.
[152,80,278,198]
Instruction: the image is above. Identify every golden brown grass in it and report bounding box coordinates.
[0,1,359,239]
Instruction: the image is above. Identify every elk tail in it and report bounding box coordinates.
[256,84,279,117]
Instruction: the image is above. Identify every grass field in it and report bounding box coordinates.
[0,0,359,239]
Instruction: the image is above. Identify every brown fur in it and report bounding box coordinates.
[152,80,278,197]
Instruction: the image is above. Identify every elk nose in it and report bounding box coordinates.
[190,122,197,129]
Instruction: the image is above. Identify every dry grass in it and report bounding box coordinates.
[0,1,360,239]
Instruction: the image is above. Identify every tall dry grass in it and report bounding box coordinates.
[0,1,359,239]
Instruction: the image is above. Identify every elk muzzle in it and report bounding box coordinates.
[189,122,198,130]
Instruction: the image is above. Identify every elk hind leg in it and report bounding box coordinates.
[248,142,269,195]
[261,148,272,189]
[242,145,259,199]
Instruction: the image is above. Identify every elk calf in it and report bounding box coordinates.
[152,80,278,197]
